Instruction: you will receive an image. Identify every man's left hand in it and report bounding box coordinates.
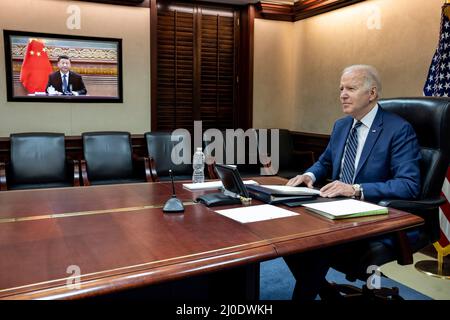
[319,180,355,198]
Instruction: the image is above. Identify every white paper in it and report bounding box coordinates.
[261,185,321,195]
[215,204,299,223]
[183,180,258,191]
[301,199,387,217]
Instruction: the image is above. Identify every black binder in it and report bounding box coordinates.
[246,184,317,204]
[196,164,250,207]
[196,192,242,207]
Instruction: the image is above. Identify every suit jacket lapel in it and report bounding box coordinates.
[332,117,353,180]
[55,74,62,92]
[68,71,73,87]
[355,108,384,178]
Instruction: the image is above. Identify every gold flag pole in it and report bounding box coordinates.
[445,1,450,19]
[415,242,450,279]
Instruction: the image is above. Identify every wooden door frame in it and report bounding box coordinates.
[150,0,254,131]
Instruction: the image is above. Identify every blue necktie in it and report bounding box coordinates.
[341,121,363,184]
[62,74,68,93]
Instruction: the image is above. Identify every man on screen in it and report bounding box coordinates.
[46,55,87,96]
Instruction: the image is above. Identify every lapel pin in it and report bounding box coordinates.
[372,129,377,133]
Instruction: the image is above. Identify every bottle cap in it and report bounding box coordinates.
[196,147,202,152]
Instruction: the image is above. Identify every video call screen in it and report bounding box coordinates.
[4,30,123,103]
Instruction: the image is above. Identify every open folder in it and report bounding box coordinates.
[183,180,258,191]
[301,199,388,220]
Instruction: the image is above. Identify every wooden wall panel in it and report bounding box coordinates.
[255,0,366,22]
[294,0,365,21]
[0,131,330,168]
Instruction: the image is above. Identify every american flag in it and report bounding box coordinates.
[423,4,450,251]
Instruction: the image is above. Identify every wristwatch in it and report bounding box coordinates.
[352,184,362,199]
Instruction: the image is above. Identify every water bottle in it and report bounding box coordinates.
[192,147,205,183]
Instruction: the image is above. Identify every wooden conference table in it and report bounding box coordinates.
[0,176,423,300]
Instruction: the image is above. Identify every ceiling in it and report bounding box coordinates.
[198,0,296,5]
[83,0,298,7]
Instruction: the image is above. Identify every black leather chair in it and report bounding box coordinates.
[203,129,226,179]
[204,129,264,178]
[228,128,262,177]
[257,128,315,179]
[0,133,79,191]
[328,97,450,300]
[204,128,316,179]
[81,131,151,186]
[144,131,193,182]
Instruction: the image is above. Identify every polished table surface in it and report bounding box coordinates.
[0,176,423,299]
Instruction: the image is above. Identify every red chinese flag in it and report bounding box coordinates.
[19,39,53,93]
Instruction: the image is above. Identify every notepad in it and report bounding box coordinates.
[215,204,299,223]
[183,180,258,191]
[302,199,388,220]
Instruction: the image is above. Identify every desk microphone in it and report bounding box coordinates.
[163,169,185,213]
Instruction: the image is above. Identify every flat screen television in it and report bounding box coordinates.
[3,30,123,103]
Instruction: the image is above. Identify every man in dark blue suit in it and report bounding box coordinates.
[285,65,421,300]
[46,55,87,96]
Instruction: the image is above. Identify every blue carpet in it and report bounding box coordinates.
[259,257,432,300]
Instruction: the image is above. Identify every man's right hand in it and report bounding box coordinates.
[286,174,314,188]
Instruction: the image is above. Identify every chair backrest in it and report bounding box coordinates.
[223,128,261,173]
[257,128,293,170]
[82,131,134,181]
[10,132,67,184]
[145,132,192,177]
[203,130,226,165]
[379,97,450,200]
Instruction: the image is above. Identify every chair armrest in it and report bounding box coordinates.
[378,197,446,211]
[0,162,7,191]
[259,155,271,168]
[258,155,279,176]
[133,156,154,182]
[206,162,217,180]
[66,159,80,187]
[80,160,90,186]
[257,155,276,176]
[140,153,160,182]
[149,157,159,182]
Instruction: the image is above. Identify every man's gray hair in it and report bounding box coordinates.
[342,64,382,94]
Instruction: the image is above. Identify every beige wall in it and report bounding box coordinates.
[254,0,443,134]
[0,0,150,136]
[1,0,443,135]
[253,19,295,129]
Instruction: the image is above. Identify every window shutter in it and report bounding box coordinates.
[156,2,237,132]
[157,3,194,131]
[199,8,236,131]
